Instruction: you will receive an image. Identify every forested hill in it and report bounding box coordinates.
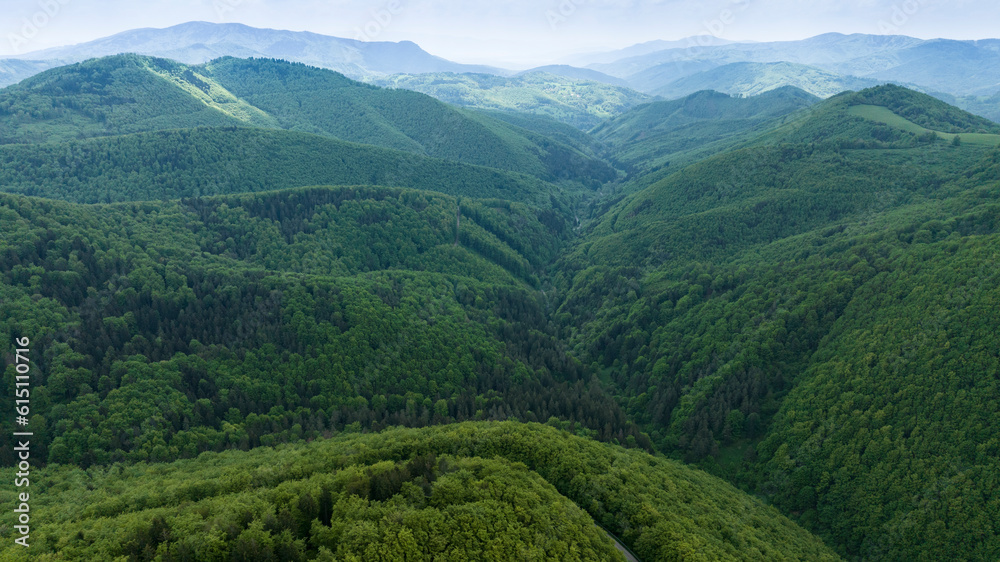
[0,127,563,207]
[367,71,652,130]
[0,423,840,561]
[592,87,820,177]
[0,183,659,474]
[759,83,1000,147]
[554,85,1000,559]
[0,55,614,186]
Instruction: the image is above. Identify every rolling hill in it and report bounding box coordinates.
[0,182,633,474]
[0,127,566,207]
[0,54,615,189]
[0,59,60,89]
[585,33,1000,122]
[0,423,840,561]
[515,65,631,87]
[755,84,1000,147]
[822,38,1000,96]
[368,71,652,130]
[563,35,737,67]
[946,90,1000,124]
[588,33,929,84]
[647,62,881,100]
[4,44,1000,561]
[6,24,998,125]
[590,87,820,180]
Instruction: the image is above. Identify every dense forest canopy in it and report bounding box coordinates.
[0,55,614,190]
[552,86,1000,560]
[1,50,999,561]
[0,423,841,561]
[0,127,568,208]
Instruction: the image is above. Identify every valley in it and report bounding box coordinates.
[1,24,1000,561]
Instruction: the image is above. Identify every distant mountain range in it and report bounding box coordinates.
[3,24,999,124]
[562,36,738,67]
[584,33,1000,119]
[0,21,504,86]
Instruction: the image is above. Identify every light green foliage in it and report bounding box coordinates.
[369,71,652,130]
[848,104,1000,146]
[649,61,880,100]
[0,423,840,561]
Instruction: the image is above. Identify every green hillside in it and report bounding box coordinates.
[0,423,841,561]
[649,62,881,100]
[475,109,609,160]
[0,55,613,187]
[369,71,652,130]
[762,84,1000,149]
[591,87,820,178]
[848,104,1000,145]
[0,55,251,144]
[554,86,1000,559]
[0,127,562,207]
[0,185,661,477]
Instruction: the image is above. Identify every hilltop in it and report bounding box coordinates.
[368,71,652,130]
[592,87,820,177]
[0,423,840,561]
[0,54,615,196]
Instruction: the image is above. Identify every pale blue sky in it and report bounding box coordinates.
[3,0,996,66]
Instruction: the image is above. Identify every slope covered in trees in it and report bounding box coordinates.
[591,87,820,178]
[0,127,562,207]
[758,84,1000,149]
[646,62,882,100]
[0,185,656,475]
[368,71,652,130]
[0,55,614,187]
[0,423,841,561]
[554,85,1000,559]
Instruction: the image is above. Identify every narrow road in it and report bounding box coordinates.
[600,526,641,562]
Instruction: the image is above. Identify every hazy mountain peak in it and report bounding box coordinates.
[3,21,506,81]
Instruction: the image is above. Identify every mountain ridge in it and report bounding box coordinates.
[0,54,615,190]
[1,21,506,84]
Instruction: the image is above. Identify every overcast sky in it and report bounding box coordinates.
[3,0,996,67]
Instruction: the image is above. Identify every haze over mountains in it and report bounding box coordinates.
[3,22,999,124]
[0,21,503,85]
[588,33,1000,95]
